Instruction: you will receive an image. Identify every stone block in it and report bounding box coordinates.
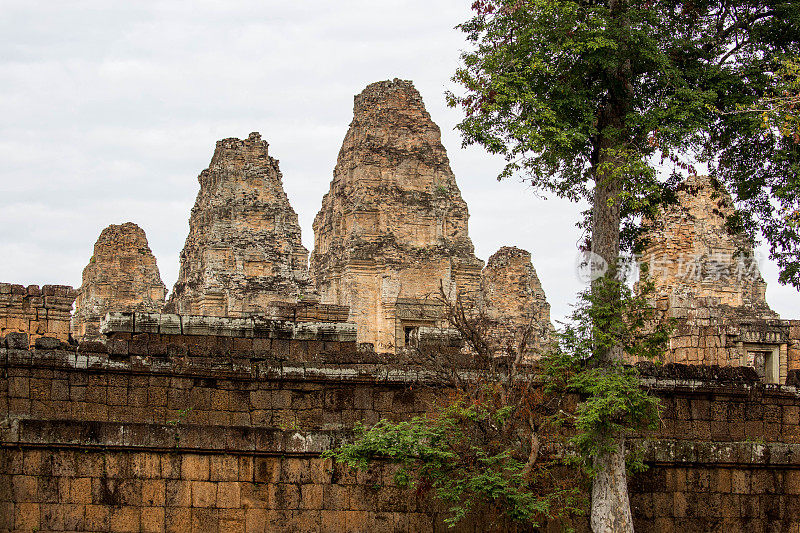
[181,454,209,481]
[165,480,191,507]
[731,470,749,493]
[271,339,291,359]
[107,339,129,356]
[292,509,321,531]
[40,502,65,531]
[141,479,165,506]
[5,332,28,349]
[109,506,141,533]
[280,458,311,484]
[191,481,217,507]
[219,509,246,533]
[217,482,241,508]
[238,456,254,483]
[161,455,182,480]
[141,507,165,533]
[148,387,168,407]
[8,376,29,398]
[102,312,135,334]
[78,340,108,354]
[157,313,182,335]
[254,457,280,484]
[245,509,268,532]
[323,484,350,510]
[51,379,69,401]
[68,476,93,504]
[34,335,60,350]
[148,342,168,356]
[786,471,800,494]
[129,340,149,356]
[76,453,105,477]
[13,475,37,502]
[165,508,191,533]
[84,505,110,531]
[210,455,239,482]
[301,484,323,510]
[14,502,40,531]
[134,312,162,334]
[272,483,300,509]
[167,342,189,357]
[62,503,86,531]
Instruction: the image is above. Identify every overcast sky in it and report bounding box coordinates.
[1,0,797,322]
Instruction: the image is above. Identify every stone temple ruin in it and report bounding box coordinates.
[71,222,166,341]
[312,79,485,353]
[639,173,794,383]
[3,79,800,531]
[165,132,313,317]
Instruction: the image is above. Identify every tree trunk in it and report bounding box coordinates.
[589,145,634,533]
[591,436,633,532]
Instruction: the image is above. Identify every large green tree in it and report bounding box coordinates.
[449,0,799,531]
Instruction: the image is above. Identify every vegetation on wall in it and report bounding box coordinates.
[326,279,671,529]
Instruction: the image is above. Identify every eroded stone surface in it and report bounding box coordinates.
[480,247,555,360]
[71,223,165,340]
[0,283,76,346]
[638,175,782,378]
[641,174,774,314]
[310,79,484,352]
[167,133,312,317]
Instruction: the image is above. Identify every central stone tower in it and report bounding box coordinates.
[311,79,484,352]
[167,133,313,317]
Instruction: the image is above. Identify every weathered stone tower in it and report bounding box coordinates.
[641,173,775,314]
[480,246,555,360]
[71,222,166,340]
[311,79,484,352]
[167,133,313,317]
[640,174,786,381]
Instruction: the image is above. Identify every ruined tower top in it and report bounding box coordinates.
[352,78,430,122]
[312,78,478,264]
[210,132,270,164]
[167,132,313,317]
[641,174,775,315]
[311,79,484,351]
[72,222,166,340]
[480,246,555,360]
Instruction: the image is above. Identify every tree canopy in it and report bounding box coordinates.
[449,0,800,271]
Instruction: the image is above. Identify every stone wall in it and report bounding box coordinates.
[0,446,439,533]
[0,283,76,348]
[645,295,794,384]
[72,223,166,341]
[3,329,800,531]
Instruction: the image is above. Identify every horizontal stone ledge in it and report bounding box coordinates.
[3,419,800,468]
[0,349,482,385]
[100,312,357,342]
[638,376,798,396]
[3,348,800,396]
[636,438,800,467]
[1,419,351,456]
